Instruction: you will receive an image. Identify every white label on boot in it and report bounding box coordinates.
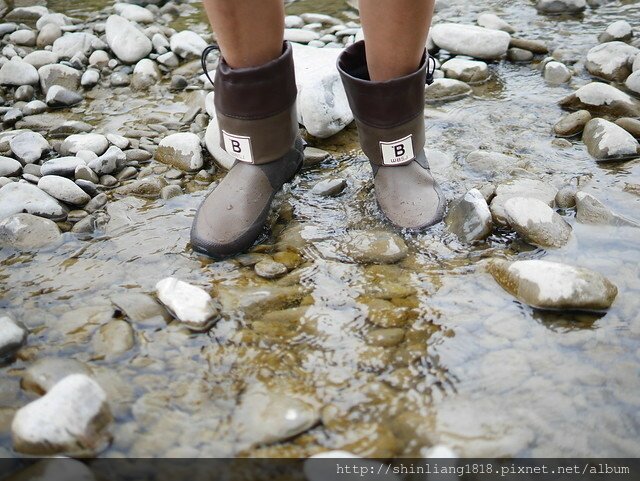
[222,130,254,163]
[380,135,414,166]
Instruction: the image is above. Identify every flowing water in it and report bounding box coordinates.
[1,0,640,458]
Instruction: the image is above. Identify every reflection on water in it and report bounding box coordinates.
[1,0,640,459]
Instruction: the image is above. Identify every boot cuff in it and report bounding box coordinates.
[215,41,297,120]
[337,40,427,129]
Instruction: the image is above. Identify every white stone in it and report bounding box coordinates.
[155,277,219,331]
[431,23,511,60]
[582,118,640,161]
[45,85,83,107]
[0,182,67,221]
[0,213,61,250]
[0,316,28,360]
[626,70,640,95]
[105,15,152,64]
[152,33,170,54]
[204,104,235,170]
[425,78,472,101]
[106,133,129,149]
[131,58,160,90]
[11,374,112,456]
[544,61,571,84]
[585,41,638,81]
[22,50,59,69]
[9,131,50,163]
[445,188,493,242]
[284,28,320,44]
[81,69,100,88]
[157,51,179,67]
[62,133,109,156]
[292,43,353,138]
[284,15,304,29]
[10,29,36,46]
[52,32,104,59]
[0,156,22,177]
[559,82,640,118]
[38,175,91,206]
[441,58,489,83]
[169,30,207,58]
[36,13,71,30]
[504,196,572,247]
[476,12,515,33]
[41,156,86,177]
[599,20,633,43]
[0,59,39,86]
[89,50,110,67]
[38,63,81,94]
[633,53,640,72]
[155,132,203,171]
[536,0,586,13]
[490,179,558,226]
[114,3,154,23]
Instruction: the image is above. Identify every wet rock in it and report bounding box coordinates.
[575,191,638,226]
[105,15,152,64]
[476,12,515,33]
[46,85,82,107]
[3,109,24,125]
[311,178,346,197]
[292,43,352,138]
[558,82,640,118]
[11,374,112,456]
[554,110,591,137]
[626,71,640,96]
[155,277,219,332]
[255,259,288,279]
[507,48,533,62]
[232,383,319,446]
[38,175,91,206]
[52,32,104,59]
[89,50,110,67]
[111,292,170,327]
[169,30,207,58]
[115,176,166,198]
[599,20,633,43]
[37,23,62,48]
[0,157,22,177]
[22,358,93,395]
[615,117,640,138]
[38,64,81,94]
[132,59,160,90]
[490,179,558,226]
[160,184,181,200]
[84,193,107,213]
[441,58,489,83]
[0,182,66,221]
[0,317,28,363]
[110,71,130,87]
[424,78,472,101]
[0,59,39,86]
[339,230,408,264]
[366,328,405,347]
[585,42,638,82]
[155,132,203,172]
[23,51,59,70]
[81,69,100,88]
[0,213,61,250]
[431,24,511,60]
[41,157,85,177]
[158,52,179,68]
[5,6,48,24]
[504,197,572,248]
[9,131,49,163]
[61,134,108,156]
[536,0,586,13]
[114,2,155,23]
[582,118,640,161]
[88,146,125,175]
[445,188,493,242]
[544,61,571,84]
[555,185,577,208]
[488,259,617,311]
[50,120,94,137]
[92,320,135,358]
[509,38,548,54]
[106,134,129,150]
[303,146,330,167]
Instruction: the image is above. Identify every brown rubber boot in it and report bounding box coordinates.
[337,41,445,230]
[191,42,303,258]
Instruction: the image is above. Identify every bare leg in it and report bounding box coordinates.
[203,0,284,68]
[358,0,435,81]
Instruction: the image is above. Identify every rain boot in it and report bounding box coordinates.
[337,41,445,230]
[191,41,303,258]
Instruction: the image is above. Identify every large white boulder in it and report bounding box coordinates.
[431,23,511,60]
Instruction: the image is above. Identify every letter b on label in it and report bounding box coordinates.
[380,135,414,165]
[222,131,254,163]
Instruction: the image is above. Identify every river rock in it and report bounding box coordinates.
[536,0,586,14]
[38,64,81,94]
[53,32,104,59]
[204,111,235,170]
[585,42,638,82]
[544,61,571,84]
[507,47,533,62]
[488,259,617,311]
[476,12,515,33]
[155,277,219,331]
[10,29,36,46]
[555,185,577,208]
[431,23,511,60]
[292,43,352,138]
[0,316,28,363]
[4,6,48,24]
[626,71,640,95]
[22,358,92,396]
[339,230,408,264]
[105,15,152,64]
[131,59,160,90]
[36,12,72,29]
[254,259,288,279]
[41,157,85,177]
[490,179,558,226]
[445,188,493,242]
[0,213,61,250]
[575,191,638,226]
[284,28,320,44]
[92,320,134,358]
[232,383,319,446]
[9,131,50,164]
[23,50,59,69]
[615,118,640,138]
[88,146,125,175]
[169,30,207,58]
[114,3,155,23]
[111,292,171,327]
[81,69,100,88]
[38,175,91,206]
[510,38,548,54]
[559,82,640,118]
[11,374,112,456]
[15,85,35,102]
[425,78,472,101]
[61,134,109,156]
[37,23,62,48]
[554,110,591,137]
[0,182,67,221]
[0,59,39,86]
[46,85,83,107]
[155,132,203,171]
[582,118,640,161]
[504,197,572,247]
[311,178,346,197]
[599,20,633,43]
[0,157,22,177]
[441,58,489,83]
[115,176,166,197]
